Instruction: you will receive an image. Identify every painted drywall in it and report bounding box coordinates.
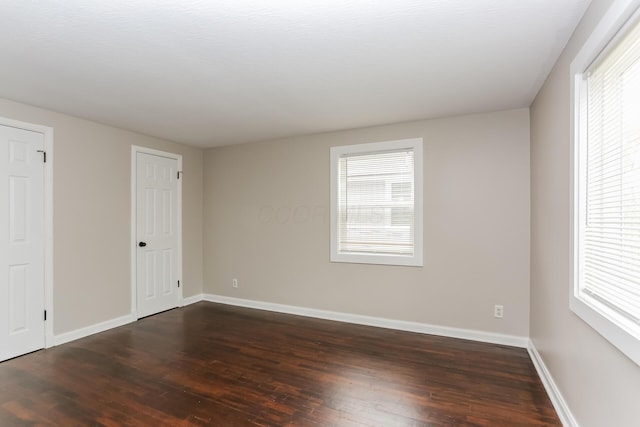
[530,0,640,426]
[203,109,530,337]
[0,98,204,335]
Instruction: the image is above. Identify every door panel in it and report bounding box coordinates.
[136,152,180,318]
[0,125,45,362]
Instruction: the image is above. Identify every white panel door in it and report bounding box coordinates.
[0,125,45,362]
[136,152,180,318]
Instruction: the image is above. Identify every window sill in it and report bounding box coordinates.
[331,252,423,267]
[570,292,640,367]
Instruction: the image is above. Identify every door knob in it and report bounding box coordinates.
[138,241,147,247]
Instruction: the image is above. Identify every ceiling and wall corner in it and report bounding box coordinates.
[0,0,591,147]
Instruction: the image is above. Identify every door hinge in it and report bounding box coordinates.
[177,280,181,288]
[44,310,47,321]
[177,171,183,179]
[37,150,47,163]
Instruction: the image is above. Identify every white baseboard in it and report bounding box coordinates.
[47,294,528,350]
[202,293,529,348]
[182,293,204,306]
[53,313,136,346]
[528,341,579,427]
[51,295,204,348]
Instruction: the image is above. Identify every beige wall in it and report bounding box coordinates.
[530,0,640,426]
[204,109,531,337]
[0,98,204,335]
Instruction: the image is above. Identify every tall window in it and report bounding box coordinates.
[572,2,640,366]
[330,138,423,266]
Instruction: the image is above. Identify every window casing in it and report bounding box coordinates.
[571,0,640,367]
[330,138,423,266]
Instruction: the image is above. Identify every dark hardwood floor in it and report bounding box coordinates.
[0,302,559,426]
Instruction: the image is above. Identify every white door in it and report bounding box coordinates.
[0,125,45,362]
[136,152,180,318]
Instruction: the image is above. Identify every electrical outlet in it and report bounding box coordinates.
[232,278,238,288]
[494,305,504,318]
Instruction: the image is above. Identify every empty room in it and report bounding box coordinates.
[1,0,639,426]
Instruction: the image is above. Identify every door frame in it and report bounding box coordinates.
[130,145,183,318]
[0,116,54,348]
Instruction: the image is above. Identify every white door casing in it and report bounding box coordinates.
[132,147,182,318]
[0,124,46,361]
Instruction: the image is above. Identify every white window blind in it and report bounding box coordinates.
[330,138,423,266]
[337,149,415,256]
[579,15,640,325]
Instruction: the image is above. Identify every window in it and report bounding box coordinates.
[330,138,423,266]
[571,0,640,366]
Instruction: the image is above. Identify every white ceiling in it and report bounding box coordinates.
[0,0,591,148]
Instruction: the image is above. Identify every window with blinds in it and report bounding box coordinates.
[330,139,423,266]
[572,4,640,366]
[579,15,640,324]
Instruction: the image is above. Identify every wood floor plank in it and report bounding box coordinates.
[0,302,560,426]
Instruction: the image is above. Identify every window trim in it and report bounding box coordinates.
[330,138,423,267]
[570,0,640,367]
